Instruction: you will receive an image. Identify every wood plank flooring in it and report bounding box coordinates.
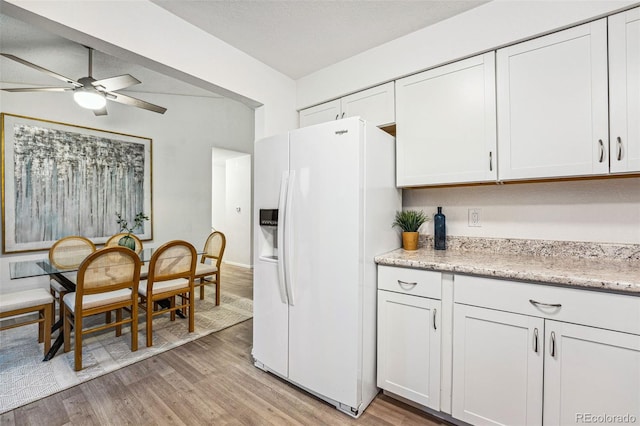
[1,265,449,425]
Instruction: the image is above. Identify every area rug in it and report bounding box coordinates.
[0,292,253,414]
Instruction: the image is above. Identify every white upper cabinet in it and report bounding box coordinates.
[497,19,609,180]
[609,7,640,174]
[395,52,497,187]
[298,82,395,128]
[298,99,341,128]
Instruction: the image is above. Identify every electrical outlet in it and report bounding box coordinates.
[468,208,482,227]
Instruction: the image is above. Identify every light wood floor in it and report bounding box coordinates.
[1,265,450,425]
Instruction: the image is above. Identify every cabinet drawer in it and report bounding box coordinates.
[378,266,441,299]
[454,274,640,335]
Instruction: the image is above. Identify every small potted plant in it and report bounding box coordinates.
[115,212,149,250]
[392,209,429,251]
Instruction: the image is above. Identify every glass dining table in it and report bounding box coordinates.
[9,248,192,361]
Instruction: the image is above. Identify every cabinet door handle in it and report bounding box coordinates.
[335,114,339,120]
[598,139,605,163]
[550,331,556,357]
[433,308,437,330]
[489,151,493,171]
[529,299,562,308]
[533,328,539,353]
[341,112,345,119]
[617,137,623,161]
[397,280,417,289]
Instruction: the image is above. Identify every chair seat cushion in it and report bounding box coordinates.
[138,278,189,297]
[194,263,217,278]
[50,272,77,294]
[63,289,133,313]
[0,288,54,313]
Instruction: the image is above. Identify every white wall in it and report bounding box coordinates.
[296,0,640,246]
[403,178,640,244]
[0,89,254,291]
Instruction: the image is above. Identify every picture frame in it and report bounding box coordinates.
[1,113,153,253]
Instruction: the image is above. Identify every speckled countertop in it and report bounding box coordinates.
[374,237,640,295]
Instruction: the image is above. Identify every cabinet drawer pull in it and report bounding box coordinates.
[550,331,556,357]
[598,139,605,163]
[433,308,437,330]
[617,137,623,161]
[489,151,493,171]
[397,280,418,289]
[529,299,562,308]
[533,328,539,353]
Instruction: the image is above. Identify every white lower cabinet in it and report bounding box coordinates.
[452,304,543,426]
[544,321,640,426]
[378,290,441,409]
[377,266,442,410]
[452,275,640,426]
[377,266,640,425]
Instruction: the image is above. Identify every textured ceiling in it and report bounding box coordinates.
[1,1,488,98]
[152,0,488,79]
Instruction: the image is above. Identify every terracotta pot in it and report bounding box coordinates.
[402,231,419,251]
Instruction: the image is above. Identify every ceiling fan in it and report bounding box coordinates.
[0,47,167,115]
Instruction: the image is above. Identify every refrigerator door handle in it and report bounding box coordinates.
[276,171,290,304]
[284,170,296,306]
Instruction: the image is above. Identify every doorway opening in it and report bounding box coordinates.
[212,148,252,268]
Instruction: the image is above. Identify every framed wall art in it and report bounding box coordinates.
[1,113,153,253]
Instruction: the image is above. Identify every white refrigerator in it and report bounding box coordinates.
[252,117,400,417]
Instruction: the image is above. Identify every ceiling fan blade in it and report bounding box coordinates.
[107,92,167,114]
[92,74,141,92]
[1,87,74,92]
[93,105,108,116]
[0,53,82,88]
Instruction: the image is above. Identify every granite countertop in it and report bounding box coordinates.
[374,237,640,295]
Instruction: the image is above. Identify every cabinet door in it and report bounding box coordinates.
[609,7,640,174]
[341,82,395,127]
[377,290,441,410]
[299,99,341,128]
[544,321,640,426]
[396,52,497,187]
[497,19,609,180]
[452,304,543,426]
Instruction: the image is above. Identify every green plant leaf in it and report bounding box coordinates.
[392,209,429,232]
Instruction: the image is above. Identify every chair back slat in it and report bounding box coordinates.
[203,231,226,265]
[49,236,96,269]
[80,249,140,294]
[149,240,197,282]
[75,247,141,303]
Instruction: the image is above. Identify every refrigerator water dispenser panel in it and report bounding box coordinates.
[260,209,279,226]
[258,209,279,261]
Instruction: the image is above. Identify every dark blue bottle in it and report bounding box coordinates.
[434,207,446,250]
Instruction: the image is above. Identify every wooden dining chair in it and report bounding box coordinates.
[193,231,226,306]
[62,246,141,371]
[0,288,54,356]
[139,240,197,347]
[49,236,96,323]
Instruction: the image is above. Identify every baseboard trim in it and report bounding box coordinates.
[223,260,253,269]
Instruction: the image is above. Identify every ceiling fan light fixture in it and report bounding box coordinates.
[73,89,106,110]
